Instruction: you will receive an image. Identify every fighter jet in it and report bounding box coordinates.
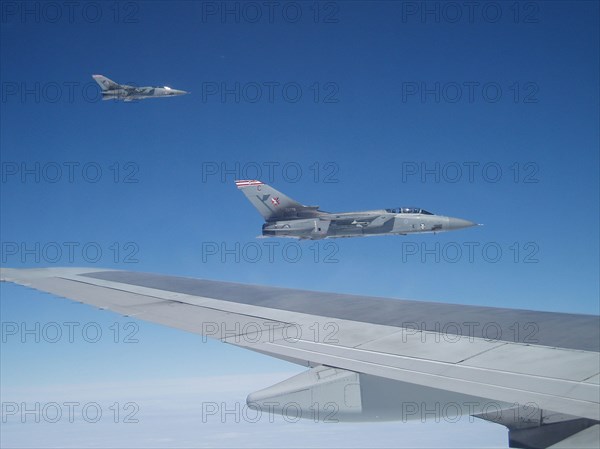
[92,75,188,102]
[235,179,478,239]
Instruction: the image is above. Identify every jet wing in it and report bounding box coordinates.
[2,267,598,448]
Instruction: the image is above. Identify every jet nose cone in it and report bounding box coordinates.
[446,217,478,230]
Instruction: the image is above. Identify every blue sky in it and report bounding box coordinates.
[1,1,599,447]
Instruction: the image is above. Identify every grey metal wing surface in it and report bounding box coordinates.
[1,267,598,448]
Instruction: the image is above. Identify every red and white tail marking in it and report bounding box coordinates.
[235,180,264,189]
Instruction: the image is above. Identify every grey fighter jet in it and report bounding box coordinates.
[92,75,188,102]
[235,180,478,239]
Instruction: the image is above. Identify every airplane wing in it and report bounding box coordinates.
[1,267,598,448]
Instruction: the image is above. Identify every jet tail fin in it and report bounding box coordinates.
[235,180,312,221]
[92,75,121,91]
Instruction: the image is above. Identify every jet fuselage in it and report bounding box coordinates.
[92,75,188,102]
[262,209,476,240]
[235,180,478,240]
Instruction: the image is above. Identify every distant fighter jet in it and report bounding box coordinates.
[92,75,188,102]
[235,180,479,239]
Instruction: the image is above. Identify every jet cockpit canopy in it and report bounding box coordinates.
[385,207,433,215]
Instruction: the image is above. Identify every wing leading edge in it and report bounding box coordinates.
[2,267,598,448]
